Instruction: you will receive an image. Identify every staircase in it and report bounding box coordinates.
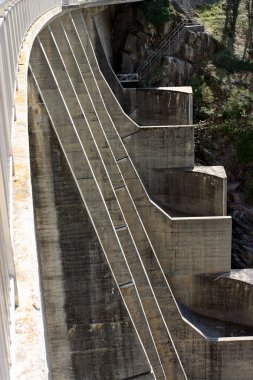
[29,11,188,380]
[137,19,188,79]
[173,0,197,23]
[117,0,201,81]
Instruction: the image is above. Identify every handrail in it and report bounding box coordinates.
[117,73,140,82]
[173,0,197,23]
[138,19,187,77]
[0,1,62,378]
[62,0,79,5]
[136,0,200,78]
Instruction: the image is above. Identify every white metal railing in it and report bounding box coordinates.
[62,0,105,6]
[62,0,79,5]
[137,19,187,78]
[173,0,197,23]
[135,0,200,79]
[0,1,61,378]
[117,73,140,82]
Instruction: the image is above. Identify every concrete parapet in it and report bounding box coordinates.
[170,271,253,329]
[129,87,193,126]
[141,202,232,275]
[116,155,231,276]
[144,165,227,217]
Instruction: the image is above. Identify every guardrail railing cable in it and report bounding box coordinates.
[136,0,200,79]
[137,19,187,77]
[0,1,61,378]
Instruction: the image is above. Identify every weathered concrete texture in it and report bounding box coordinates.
[30,14,183,378]
[94,7,113,65]
[27,5,253,380]
[131,87,193,126]
[142,166,227,217]
[78,11,253,379]
[123,125,194,174]
[169,272,253,329]
[28,73,152,380]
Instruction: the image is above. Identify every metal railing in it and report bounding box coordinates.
[137,19,187,78]
[135,0,200,78]
[0,1,61,378]
[117,73,140,82]
[173,0,197,23]
[62,0,79,5]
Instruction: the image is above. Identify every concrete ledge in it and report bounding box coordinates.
[169,271,253,329]
[148,165,227,217]
[127,87,193,126]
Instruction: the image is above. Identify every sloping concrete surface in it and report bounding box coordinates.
[24,4,253,380]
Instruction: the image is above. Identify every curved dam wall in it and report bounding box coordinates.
[1,1,253,379]
[141,166,227,217]
[27,4,253,380]
[28,73,151,379]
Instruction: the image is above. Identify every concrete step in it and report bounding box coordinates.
[62,13,186,378]
[71,11,138,138]
[58,13,180,378]
[38,35,126,228]
[31,35,167,379]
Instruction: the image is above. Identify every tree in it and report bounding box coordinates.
[139,0,172,25]
[222,0,241,52]
[243,0,253,59]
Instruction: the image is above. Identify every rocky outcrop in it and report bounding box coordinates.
[179,30,221,63]
[195,126,253,269]
[111,4,175,73]
[161,56,193,86]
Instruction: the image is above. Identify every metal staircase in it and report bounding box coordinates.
[137,19,188,79]
[118,0,201,82]
[173,0,197,23]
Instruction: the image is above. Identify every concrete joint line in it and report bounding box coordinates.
[119,281,134,289]
[115,225,127,232]
[114,185,125,192]
[116,156,128,162]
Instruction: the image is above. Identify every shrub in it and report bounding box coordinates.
[139,0,172,25]
[213,51,253,73]
[221,87,251,120]
[237,130,253,164]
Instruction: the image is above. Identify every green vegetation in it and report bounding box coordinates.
[139,0,172,25]
[196,0,252,58]
[213,51,253,73]
[237,131,253,164]
[196,1,226,41]
[190,56,253,167]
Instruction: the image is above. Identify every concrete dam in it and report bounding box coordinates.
[1,0,253,379]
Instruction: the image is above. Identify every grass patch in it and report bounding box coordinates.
[196,0,225,41]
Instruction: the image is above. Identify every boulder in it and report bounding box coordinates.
[180,30,221,62]
[161,56,192,86]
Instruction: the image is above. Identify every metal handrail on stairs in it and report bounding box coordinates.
[136,0,200,79]
[116,0,200,82]
[137,19,187,78]
[173,0,197,23]
[117,73,140,82]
